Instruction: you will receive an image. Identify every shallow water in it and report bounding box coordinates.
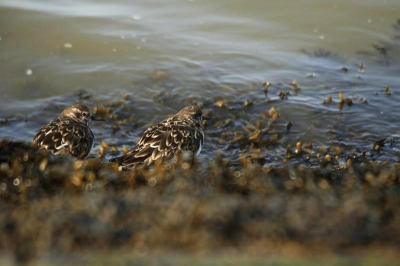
[0,0,399,164]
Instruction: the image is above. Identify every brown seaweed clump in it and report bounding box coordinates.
[0,140,400,264]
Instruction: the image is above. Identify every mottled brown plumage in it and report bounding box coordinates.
[110,105,209,168]
[32,104,103,159]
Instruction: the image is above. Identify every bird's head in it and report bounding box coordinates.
[61,104,104,124]
[175,105,210,124]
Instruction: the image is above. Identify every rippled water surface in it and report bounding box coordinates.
[0,0,399,164]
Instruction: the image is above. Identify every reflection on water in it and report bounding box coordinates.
[0,0,399,164]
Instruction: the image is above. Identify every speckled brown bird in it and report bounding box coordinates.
[32,104,103,159]
[110,105,209,168]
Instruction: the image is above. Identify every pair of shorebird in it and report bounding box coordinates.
[32,104,209,168]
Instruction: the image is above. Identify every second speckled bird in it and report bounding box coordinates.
[110,105,209,168]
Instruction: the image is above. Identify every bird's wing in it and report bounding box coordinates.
[110,120,193,167]
[33,118,94,159]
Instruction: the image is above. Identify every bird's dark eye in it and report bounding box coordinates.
[83,113,88,117]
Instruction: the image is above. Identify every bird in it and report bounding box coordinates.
[32,103,104,159]
[110,105,210,168]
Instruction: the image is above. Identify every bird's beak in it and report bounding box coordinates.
[202,115,211,121]
[90,115,105,121]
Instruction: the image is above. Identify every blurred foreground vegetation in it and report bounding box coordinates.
[0,140,400,265]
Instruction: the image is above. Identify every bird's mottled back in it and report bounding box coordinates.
[110,105,208,168]
[32,103,102,159]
